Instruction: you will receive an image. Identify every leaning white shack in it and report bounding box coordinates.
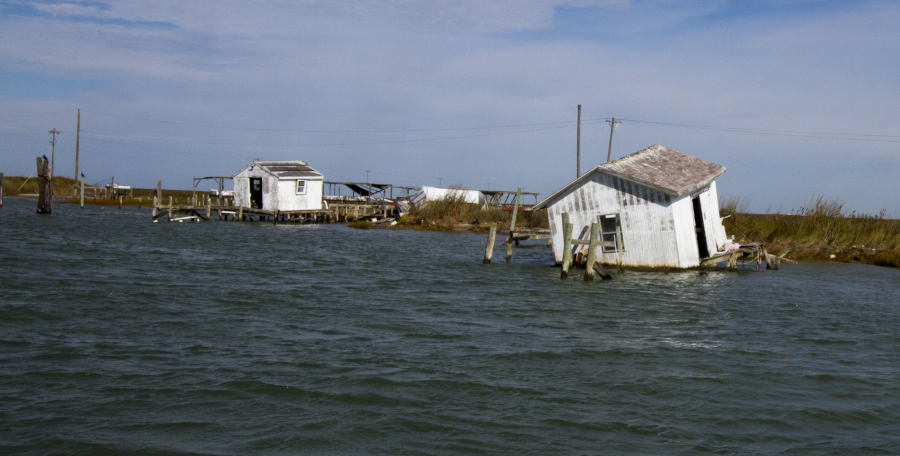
[232,160,324,211]
[533,145,729,269]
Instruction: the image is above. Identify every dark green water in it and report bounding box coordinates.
[2,197,899,455]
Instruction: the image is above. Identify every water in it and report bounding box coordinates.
[2,197,899,455]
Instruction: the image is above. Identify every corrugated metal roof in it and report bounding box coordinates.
[534,145,725,210]
[600,145,725,196]
[250,161,323,178]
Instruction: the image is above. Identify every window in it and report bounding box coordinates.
[599,214,624,253]
[296,180,306,194]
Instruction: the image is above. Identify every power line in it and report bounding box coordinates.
[0,109,75,118]
[83,109,582,133]
[78,121,604,147]
[620,118,900,141]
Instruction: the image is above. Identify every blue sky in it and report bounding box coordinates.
[1,0,898,214]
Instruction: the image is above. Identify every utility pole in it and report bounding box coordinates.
[48,128,60,180]
[577,105,581,177]
[605,118,621,163]
[74,109,80,181]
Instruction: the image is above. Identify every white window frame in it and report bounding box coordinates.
[598,213,624,253]
[295,179,307,195]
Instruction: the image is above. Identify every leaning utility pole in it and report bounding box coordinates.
[48,128,60,179]
[74,109,80,182]
[605,118,621,163]
[576,105,581,178]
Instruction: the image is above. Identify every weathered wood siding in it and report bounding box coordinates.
[274,178,323,211]
[546,173,727,269]
[547,173,683,268]
[234,167,324,211]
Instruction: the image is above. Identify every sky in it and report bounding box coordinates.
[1,0,898,214]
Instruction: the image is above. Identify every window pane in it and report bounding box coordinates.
[297,180,306,193]
[600,215,617,234]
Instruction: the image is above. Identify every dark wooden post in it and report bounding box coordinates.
[79,176,84,208]
[0,172,4,207]
[36,157,52,214]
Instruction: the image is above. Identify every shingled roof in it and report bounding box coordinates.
[534,145,725,210]
[238,160,323,179]
[600,145,725,196]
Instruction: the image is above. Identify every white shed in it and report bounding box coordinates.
[232,160,324,211]
[533,145,730,269]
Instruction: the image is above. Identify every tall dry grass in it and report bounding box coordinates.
[406,186,547,231]
[720,194,900,263]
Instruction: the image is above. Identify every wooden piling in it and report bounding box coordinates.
[584,222,600,281]
[484,226,497,264]
[206,198,211,221]
[118,195,123,209]
[592,262,612,280]
[36,156,51,214]
[615,221,624,272]
[152,195,158,218]
[238,206,243,221]
[505,188,522,263]
[0,172,4,207]
[167,196,173,221]
[156,180,162,203]
[80,177,84,208]
[561,213,572,279]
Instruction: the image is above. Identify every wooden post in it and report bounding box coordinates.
[483,225,497,264]
[118,195,123,209]
[273,210,279,226]
[156,180,162,203]
[615,221,624,271]
[0,172,4,208]
[576,104,581,178]
[206,198,211,221]
[505,188,522,262]
[80,177,84,208]
[168,196,173,221]
[561,218,573,280]
[584,222,600,281]
[36,157,51,214]
[152,195,158,218]
[238,206,243,222]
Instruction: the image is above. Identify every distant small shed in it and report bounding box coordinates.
[232,160,324,211]
[533,145,729,269]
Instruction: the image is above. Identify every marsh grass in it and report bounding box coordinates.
[721,194,900,265]
[405,186,547,231]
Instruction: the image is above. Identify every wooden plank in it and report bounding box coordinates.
[571,239,615,247]
[592,262,612,280]
[484,226,497,264]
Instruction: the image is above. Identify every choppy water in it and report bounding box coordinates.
[2,197,899,455]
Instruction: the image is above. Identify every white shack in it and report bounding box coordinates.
[232,160,324,211]
[533,145,729,269]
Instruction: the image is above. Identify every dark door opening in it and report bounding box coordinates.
[691,196,709,259]
[250,178,263,209]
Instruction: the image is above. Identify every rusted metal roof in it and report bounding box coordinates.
[245,161,323,179]
[600,145,725,197]
[534,145,725,210]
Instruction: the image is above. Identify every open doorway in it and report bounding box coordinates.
[250,178,263,209]
[691,196,709,259]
